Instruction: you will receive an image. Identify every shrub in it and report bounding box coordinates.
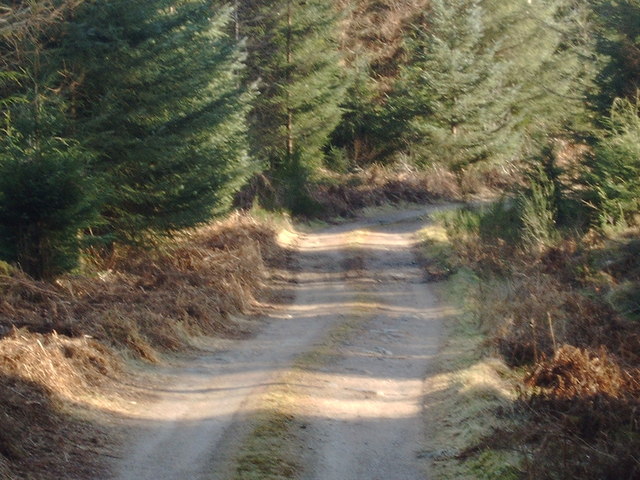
[585,96,640,229]
[0,124,97,280]
[441,200,522,273]
[443,170,561,259]
[522,345,640,480]
[323,146,351,173]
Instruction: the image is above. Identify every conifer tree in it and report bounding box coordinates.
[395,0,596,171]
[329,0,429,166]
[62,1,253,242]
[592,0,640,111]
[0,18,97,279]
[483,0,596,147]
[394,0,501,170]
[238,0,346,213]
[577,1,640,227]
[0,113,97,279]
[477,0,596,226]
[583,96,640,227]
[329,65,395,167]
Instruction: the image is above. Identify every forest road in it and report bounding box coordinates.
[109,205,452,480]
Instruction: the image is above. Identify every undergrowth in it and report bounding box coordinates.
[417,266,523,480]
[435,200,640,479]
[236,164,465,219]
[0,212,291,479]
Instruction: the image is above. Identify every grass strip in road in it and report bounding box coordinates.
[231,297,377,480]
[232,226,384,480]
[233,388,301,480]
[294,296,375,370]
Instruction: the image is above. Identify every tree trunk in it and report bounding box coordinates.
[286,0,294,159]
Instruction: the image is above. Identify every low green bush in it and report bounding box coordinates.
[0,126,97,280]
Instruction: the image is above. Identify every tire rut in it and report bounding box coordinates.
[109,206,449,480]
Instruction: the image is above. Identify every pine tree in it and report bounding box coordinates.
[329,64,403,167]
[576,0,640,227]
[238,0,346,213]
[483,0,596,147]
[583,96,640,227]
[0,114,97,279]
[394,0,596,172]
[329,0,429,166]
[61,1,253,242]
[592,0,640,111]
[394,0,501,170]
[0,18,97,279]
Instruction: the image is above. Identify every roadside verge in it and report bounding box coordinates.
[417,221,524,480]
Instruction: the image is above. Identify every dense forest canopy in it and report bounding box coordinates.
[0,0,638,275]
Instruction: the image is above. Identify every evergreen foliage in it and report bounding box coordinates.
[1,0,640,281]
[0,100,97,280]
[0,12,97,280]
[330,62,408,167]
[395,0,500,170]
[239,0,346,212]
[519,168,560,249]
[329,0,429,166]
[0,1,253,277]
[584,96,640,228]
[592,0,640,110]
[61,1,253,242]
[395,0,596,171]
[483,0,596,143]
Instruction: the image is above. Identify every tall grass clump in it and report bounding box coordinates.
[518,169,559,251]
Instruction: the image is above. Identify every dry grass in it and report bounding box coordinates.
[0,213,287,355]
[0,331,121,400]
[520,345,640,479]
[416,222,457,281]
[422,279,523,480]
[0,212,292,480]
[458,162,524,198]
[438,203,640,479]
[487,260,634,368]
[0,331,122,479]
[526,345,639,400]
[422,207,640,479]
[440,223,634,368]
[308,165,460,218]
[417,228,524,479]
[235,164,465,219]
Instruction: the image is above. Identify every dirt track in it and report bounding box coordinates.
[110,206,450,480]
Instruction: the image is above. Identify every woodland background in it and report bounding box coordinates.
[1,1,640,479]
